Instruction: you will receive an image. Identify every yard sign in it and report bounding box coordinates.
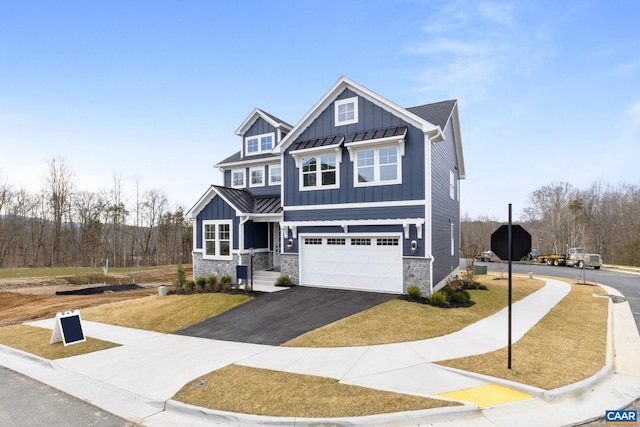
[50,310,86,346]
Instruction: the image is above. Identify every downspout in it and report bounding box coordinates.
[425,130,434,295]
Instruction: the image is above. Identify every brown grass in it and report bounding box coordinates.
[173,364,460,417]
[80,293,252,333]
[0,324,119,359]
[284,275,545,347]
[436,282,609,389]
[0,289,157,324]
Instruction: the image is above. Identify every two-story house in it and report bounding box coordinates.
[187,76,464,295]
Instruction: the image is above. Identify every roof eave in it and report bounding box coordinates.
[235,108,292,136]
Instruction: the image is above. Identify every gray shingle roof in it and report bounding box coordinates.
[217,151,278,167]
[407,100,457,130]
[257,109,293,129]
[345,126,407,144]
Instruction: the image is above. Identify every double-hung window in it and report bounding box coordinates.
[203,220,232,260]
[353,145,400,186]
[231,169,245,188]
[269,165,281,185]
[245,132,274,156]
[301,154,337,189]
[250,166,264,187]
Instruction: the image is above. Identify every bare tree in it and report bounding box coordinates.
[43,156,74,266]
[138,189,168,265]
[74,190,106,267]
[522,182,575,254]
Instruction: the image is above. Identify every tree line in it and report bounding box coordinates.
[0,156,192,269]
[462,181,640,267]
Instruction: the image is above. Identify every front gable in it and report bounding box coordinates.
[274,76,443,155]
[278,80,436,208]
[236,108,292,159]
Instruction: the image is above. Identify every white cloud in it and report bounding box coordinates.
[404,1,551,102]
[477,1,515,27]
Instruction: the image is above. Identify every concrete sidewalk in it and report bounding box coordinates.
[1,278,639,426]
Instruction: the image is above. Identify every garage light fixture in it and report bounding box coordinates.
[410,240,418,253]
[287,238,294,248]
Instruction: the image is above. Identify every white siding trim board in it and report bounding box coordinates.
[284,199,424,211]
[282,218,424,239]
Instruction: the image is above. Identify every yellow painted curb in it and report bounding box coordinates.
[438,384,533,408]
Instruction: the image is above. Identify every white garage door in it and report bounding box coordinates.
[300,235,403,293]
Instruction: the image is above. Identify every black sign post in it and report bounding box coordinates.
[491,205,532,370]
[507,205,513,370]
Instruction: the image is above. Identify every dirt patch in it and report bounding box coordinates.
[0,266,188,324]
[0,289,157,325]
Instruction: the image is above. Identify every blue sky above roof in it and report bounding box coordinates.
[0,0,638,220]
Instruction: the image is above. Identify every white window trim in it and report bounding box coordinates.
[451,223,455,256]
[348,143,403,187]
[269,164,282,186]
[334,97,358,126]
[245,132,275,156]
[202,220,233,260]
[231,169,245,188]
[450,170,455,200]
[249,166,265,187]
[298,153,340,191]
[291,147,342,192]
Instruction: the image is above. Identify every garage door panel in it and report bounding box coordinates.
[301,236,402,293]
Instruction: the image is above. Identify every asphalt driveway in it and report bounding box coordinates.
[175,286,395,345]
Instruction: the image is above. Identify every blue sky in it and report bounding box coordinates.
[1,0,638,221]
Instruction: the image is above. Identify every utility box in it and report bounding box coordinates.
[158,285,167,297]
[474,265,487,275]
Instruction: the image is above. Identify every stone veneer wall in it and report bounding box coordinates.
[403,257,432,296]
[193,252,274,282]
[280,253,299,285]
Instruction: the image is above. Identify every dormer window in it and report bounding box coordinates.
[335,97,358,126]
[245,132,274,156]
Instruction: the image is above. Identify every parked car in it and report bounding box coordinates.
[476,251,495,262]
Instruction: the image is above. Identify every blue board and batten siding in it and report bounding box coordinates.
[195,196,239,250]
[244,221,269,249]
[223,166,281,197]
[283,89,425,207]
[243,117,277,156]
[431,119,461,286]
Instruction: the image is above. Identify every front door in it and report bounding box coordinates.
[272,222,280,270]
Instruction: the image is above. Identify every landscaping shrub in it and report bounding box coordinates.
[220,274,233,291]
[407,285,421,300]
[442,286,456,298]
[450,292,469,305]
[184,279,195,292]
[206,275,218,291]
[478,284,488,290]
[276,275,292,287]
[196,276,206,291]
[429,291,447,306]
[174,264,187,291]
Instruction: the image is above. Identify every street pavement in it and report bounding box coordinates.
[0,365,137,427]
[0,275,639,426]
